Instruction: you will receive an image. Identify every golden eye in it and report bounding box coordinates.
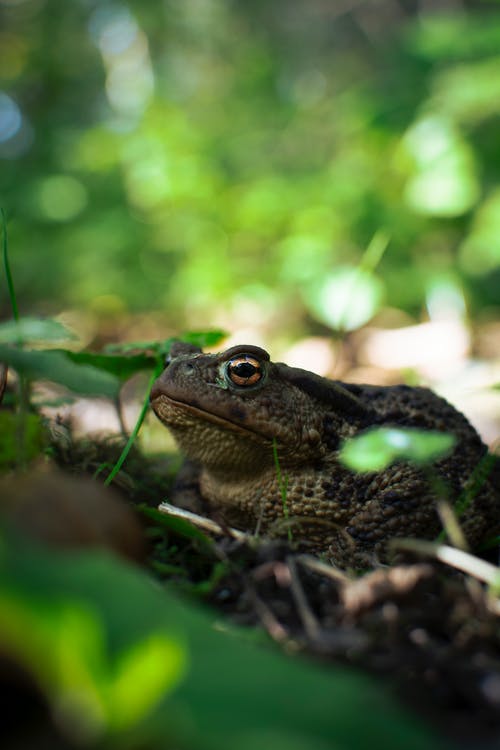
[226,355,263,387]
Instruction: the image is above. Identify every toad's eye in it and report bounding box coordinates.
[226,355,263,387]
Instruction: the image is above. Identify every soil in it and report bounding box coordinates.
[206,539,500,748]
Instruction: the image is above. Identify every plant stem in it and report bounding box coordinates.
[104,367,161,486]
[2,208,30,467]
[1,208,19,323]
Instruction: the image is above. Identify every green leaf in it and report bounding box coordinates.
[104,330,226,359]
[0,531,443,750]
[106,633,185,732]
[340,427,456,473]
[104,339,167,355]
[0,560,186,744]
[63,350,155,380]
[181,329,226,349]
[0,317,76,344]
[0,346,120,398]
[0,411,45,468]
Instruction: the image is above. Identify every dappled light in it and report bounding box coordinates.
[401,116,479,217]
[90,4,154,120]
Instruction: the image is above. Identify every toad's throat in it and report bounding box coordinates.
[151,393,270,442]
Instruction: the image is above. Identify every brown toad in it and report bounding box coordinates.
[150,342,499,566]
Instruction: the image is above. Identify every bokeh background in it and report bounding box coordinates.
[1,0,499,439]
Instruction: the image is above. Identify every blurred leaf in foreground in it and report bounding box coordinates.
[181,329,226,349]
[64,350,154,380]
[0,531,444,750]
[340,427,456,473]
[0,346,121,398]
[0,317,76,344]
[0,411,45,468]
[0,329,226,402]
[0,541,186,745]
[104,330,226,359]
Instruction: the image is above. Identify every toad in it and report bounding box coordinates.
[150,342,499,566]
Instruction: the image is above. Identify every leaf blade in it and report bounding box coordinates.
[0,346,121,398]
[339,427,456,473]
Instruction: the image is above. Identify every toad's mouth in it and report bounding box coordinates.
[150,393,271,443]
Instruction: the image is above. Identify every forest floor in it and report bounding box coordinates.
[44,429,500,750]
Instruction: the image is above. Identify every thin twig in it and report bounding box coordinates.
[158,501,249,541]
[296,554,351,583]
[0,363,7,405]
[436,499,468,551]
[114,395,129,439]
[287,555,321,641]
[247,585,290,643]
[394,539,500,587]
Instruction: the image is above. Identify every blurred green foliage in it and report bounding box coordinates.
[1,0,499,332]
[339,426,456,472]
[0,530,445,749]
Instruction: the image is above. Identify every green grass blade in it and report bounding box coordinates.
[1,208,19,323]
[104,365,162,486]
